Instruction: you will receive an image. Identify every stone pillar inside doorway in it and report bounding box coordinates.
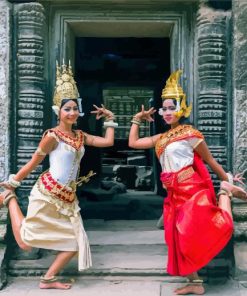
[232,0,247,280]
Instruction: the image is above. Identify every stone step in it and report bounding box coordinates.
[8,220,231,278]
[9,220,167,276]
[84,219,162,231]
[9,244,168,277]
[87,230,164,245]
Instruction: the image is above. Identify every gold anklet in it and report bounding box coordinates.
[40,275,58,283]
[187,279,204,285]
[217,189,233,198]
[3,192,17,206]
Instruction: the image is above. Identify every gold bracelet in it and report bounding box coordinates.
[131,119,141,126]
[217,189,232,198]
[131,115,142,125]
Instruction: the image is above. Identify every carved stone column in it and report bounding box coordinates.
[196,3,230,180]
[14,2,46,209]
[196,2,232,276]
[9,2,46,261]
[232,0,247,279]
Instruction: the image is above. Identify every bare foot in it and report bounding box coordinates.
[39,281,72,289]
[221,181,247,201]
[174,284,205,295]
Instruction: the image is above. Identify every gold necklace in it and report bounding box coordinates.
[56,128,75,137]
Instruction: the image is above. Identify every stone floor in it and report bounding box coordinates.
[1,277,247,295]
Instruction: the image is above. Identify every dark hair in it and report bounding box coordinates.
[179,117,191,125]
[60,98,79,108]
[171,98,177,106]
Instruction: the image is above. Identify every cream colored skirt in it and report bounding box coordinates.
[20,183,92,271]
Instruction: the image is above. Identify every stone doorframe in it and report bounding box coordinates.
[47,2,196,120]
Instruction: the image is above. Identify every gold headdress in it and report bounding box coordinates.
[161,70,192,118]
[52,60,84,116]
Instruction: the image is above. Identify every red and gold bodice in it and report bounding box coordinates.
[155,125,204,172]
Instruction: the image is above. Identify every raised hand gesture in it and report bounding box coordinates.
[91,104,114,120]
[134,105,156,122]
[233,172,245,186]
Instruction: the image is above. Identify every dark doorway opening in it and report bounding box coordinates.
[75,37,170,219]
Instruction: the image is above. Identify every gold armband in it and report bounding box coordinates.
[36,147,47,156]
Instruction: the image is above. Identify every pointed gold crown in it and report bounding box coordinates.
[161,70,185,100]
[53,60,79,107]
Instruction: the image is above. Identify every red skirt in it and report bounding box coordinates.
[160,166,233,276]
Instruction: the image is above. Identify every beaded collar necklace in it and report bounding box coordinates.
[52,128,84,151]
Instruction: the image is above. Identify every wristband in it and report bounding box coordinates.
[103,120,118,128]
[8,174,21,188]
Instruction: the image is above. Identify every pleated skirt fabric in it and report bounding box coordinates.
[20,183,92,271]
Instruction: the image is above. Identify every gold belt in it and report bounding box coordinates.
[177,166,194,183]
[37,172,75,203]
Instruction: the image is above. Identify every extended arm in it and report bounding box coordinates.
[84,128,114,147]
[128,105,159,149]
[129,124,160,149]
[0,134,57,189]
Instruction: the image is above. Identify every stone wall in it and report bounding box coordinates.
[232,0,247,279]
[0,0,11,289]
[0,0,11,182]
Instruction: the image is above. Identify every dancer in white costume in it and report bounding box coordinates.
[0,62,118,289]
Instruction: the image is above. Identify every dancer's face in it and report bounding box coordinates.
[60,100,79,125]
[162,99,179,127]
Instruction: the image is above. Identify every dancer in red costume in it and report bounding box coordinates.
[129,70,247,295]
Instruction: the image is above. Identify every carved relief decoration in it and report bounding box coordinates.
[196,4,229,184]
[14,3,46,207]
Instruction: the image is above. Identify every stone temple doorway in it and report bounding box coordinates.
[74,36,170,220]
